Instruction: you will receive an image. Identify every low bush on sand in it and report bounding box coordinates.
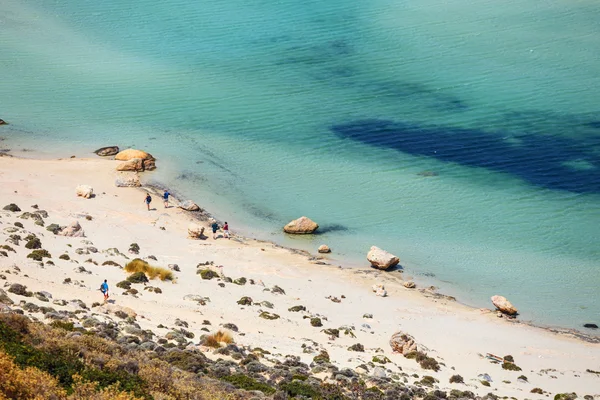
[124,259,173,282]
[202,331,234,348]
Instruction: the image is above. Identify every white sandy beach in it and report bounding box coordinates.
[0,155,598,399]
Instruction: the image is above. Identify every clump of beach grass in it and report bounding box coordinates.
[124,258,174,281]
[202,330,234,348]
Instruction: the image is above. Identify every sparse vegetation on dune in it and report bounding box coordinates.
[124,258,173,282]
[202,330,234,348]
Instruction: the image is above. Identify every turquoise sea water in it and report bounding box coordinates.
[1,0,599,331]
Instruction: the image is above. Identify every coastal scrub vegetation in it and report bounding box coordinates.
[202,330,234,348]
[124,258,173,281]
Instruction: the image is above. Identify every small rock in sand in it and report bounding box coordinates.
[403,281,416,289]
[367,246,399,270]
[179,200,201,212]
[318,244,331,253]
[75,185,93,199]
[60,221,85,237]
[389,331,418,355]
[115,175,141,187]
[283,216,319,234]
[372,283,387,297]
[491,295,518,315]
[94,146,119,156]
[188,224,205,239]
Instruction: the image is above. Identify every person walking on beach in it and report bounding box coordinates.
[100,279,109,301]
[223,221,230,239]
[211,221,219,239]
[163,189,170,208]
[144,193,152,211]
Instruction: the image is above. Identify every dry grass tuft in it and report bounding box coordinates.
[202,331,234,348]
[124,259,174,282]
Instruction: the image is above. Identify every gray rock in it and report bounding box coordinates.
[94,146,120,157]
[0,289,13,305]
[53,299,68,306]
[168,264,180,272]
[372,366,387,378]
[178,200,201,211]
[34,292,50,302]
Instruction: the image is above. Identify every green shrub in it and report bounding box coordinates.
[59,254,70,260]
[27,249,52,261]
[116,281,132,289]
[125,258,173,281]
[25,237,42,249]
[221,374,276,394]
[531,388,544,394]
[280,381,320,398]
[449,374,464,384]
[198,269,219,280]
[502,362,522,371]
[289,305,306,312]
[237,296,253,305]
[127,272,149,284]
[49,321,75,331]
[310,318,322,327]
[102,260,121,267]
[348,343,365,352]
[233,277,247,285]
[323,328,339,338]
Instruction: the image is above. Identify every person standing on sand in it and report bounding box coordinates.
[223,221,230,239]
[100,279,109,301]
[163,189,170,208]
[144,193,152,211]
[211,221,219,239]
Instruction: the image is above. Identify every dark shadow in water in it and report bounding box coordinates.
[317,224,351,234]
[331,119,600,194]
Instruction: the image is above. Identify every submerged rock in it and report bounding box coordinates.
[284,216,319,234]
[491,295,518,315]
[367,246,399,270]
[318,244,331,253]
[94,146,119,156]
[583,323,598,329]
[75,185,94,199]
[0,119,7,125]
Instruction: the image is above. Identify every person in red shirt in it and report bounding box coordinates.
[223,222,230,239]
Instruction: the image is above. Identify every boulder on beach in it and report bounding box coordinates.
[0,119,7,125]
[142,159,156,171]
[389,331,418,355]
[367,246,399,270]
[94,146,119,156]
[59,221,85,237]
[115,149,154,161]
[188,223,205,239]
[491,295,518,315]
[403,281,416,289]
[283,216,319,234]
[75,185,94,199]
[318,244,331,253]
[116,158,144,172]
[372,283,387,297]
[179,200,201,211]
[115,175,141,187]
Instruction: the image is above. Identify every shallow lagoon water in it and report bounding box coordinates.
[1,0,599,331]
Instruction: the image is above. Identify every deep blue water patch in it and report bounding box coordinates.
[331,119,600,193]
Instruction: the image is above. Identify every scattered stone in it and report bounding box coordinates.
[3,203,21,212]
[115,175,141,187]
[188,223,205,239]
[259,311,280,320]
[372,283,387,297]
[283,216,319,234]
[367,246,399,270]
[94,146,120,156]
[115,148,154,161]
[75,185,94,199]
[318,245,331,253]
[59,221,85,237]
[491,295,518,315]
[403,281,416,289]
[179,200,201,211]
[389,331,418,355]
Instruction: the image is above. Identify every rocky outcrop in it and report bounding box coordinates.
[367,246,399,270]
[98,303,137,319]
[142,159,156,171]
[318,245,331,253]
[0,119,7,125]
[94,146,119,156]
[59,221,85,237]
[75,185,94,199]
[179,200,201,211]
[115,149,154,161]
[491,295,518,315]
[283,216,318,234]
[389,331,418,355]
[188,223,205,239]
[116,158,144,172]
[115,175,141,187]
[403,281,416,289]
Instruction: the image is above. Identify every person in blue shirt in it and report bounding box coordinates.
[100,279,109,301]
[163,189,170,208]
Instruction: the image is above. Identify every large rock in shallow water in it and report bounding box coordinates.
[367,246,399,270]
[115,149,154,161]
[491,295,518,315]
[179,200,201,211]
[283,216,319,234]
[94,146,119,156]
[116,158,144,172]
[75,185,93,199]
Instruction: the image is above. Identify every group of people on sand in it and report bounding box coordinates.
[144,189,170,211]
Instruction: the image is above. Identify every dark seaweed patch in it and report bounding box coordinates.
[317,224,351,234]
[331,119,600,193]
